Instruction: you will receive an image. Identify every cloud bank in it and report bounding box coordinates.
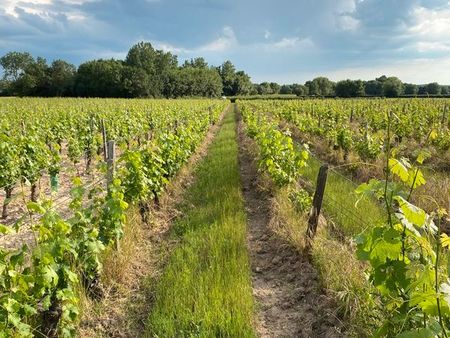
[0,0,449,83]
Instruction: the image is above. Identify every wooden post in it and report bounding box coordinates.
[106,140,115,189]
[442,105,448,126]
[101,119,108,162]
[209,106,214,125]
[306,164,329,242]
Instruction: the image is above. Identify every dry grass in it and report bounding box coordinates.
[268,186,381,337]
[268,185,309,250]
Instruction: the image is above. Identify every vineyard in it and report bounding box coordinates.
[0,98,226,336]
[0,97,449,337]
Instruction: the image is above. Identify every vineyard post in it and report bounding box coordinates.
[106,140,115,190]
[306,164,328,245]
[101,119,108,162]
[442,104,448,126]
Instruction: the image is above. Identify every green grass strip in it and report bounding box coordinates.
[302,155,385,237]
[146,107,255,338]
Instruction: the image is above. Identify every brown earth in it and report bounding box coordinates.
[237,108,344,338]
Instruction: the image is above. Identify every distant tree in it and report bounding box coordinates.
[376,75,388,83]
[0,79,8,95]
[418,85,428,95]
[219,60,236,96]
[364,80,383,96]
[306,77,335,96]
[48,60,76,96]
[75,59,125,97]
[256,82,271,95]
[125,41,177,97]
[335,79,364,97]
[279,84,293,94]
[382,77,403,97]
[0,51,34,82]
[426,82,441,95]
[269,82,280,94]
[441,86,450,95]
[8,56,50,96]
[233,71,253,96]
[183,57,208,69]
[291,83,308,96]
[169,66,222,97]
[403,83,418,95]
[256,82,272,95]
[121,65,151,97]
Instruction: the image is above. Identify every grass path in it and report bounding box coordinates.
[146,106,255,337]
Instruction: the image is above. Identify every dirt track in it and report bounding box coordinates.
[236,105,344,338]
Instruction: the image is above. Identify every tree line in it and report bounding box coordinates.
[0,42,253,98]
[1,43,448,98]
[254,76,449,98]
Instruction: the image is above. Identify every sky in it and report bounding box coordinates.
[0,0,450,84]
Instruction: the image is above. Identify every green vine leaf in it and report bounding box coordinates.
[394,195,426,227]
[389,158,410,182]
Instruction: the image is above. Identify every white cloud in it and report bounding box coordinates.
[3,0,52,17]
[335,0,357,14]
[151,26,238,54]
[416,41,450,52]
[409,6,450,39]
[271,37,313,49]
[153,41,190,54]
[336,14,360,31]
[264,30,271,40]
[3,0,94,20]
[408,5,450,53]
[198,26,237,52]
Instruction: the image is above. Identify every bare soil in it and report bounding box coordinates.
[0,151,107,250]
[237,109,344,338]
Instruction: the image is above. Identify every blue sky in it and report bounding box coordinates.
[1,0,450,84]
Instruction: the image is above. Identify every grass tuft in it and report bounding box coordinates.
[146,109,255,337]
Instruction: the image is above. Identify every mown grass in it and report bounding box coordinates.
[301,155,385,237]
[145,108,255,337]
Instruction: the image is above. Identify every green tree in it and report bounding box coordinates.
[335,79,365,97]
[382,77,403,97]
[279,84,293,94]
[233,71,253,96]
[183,57,208,69]
[169,66,222,97]
[256,82,272,95]
[269,82,280,94]
[306,77,335,96]
[426,82,441,95]
[125,41,177,97]
[219,60,236,96]
[13,57,49,96]
[291,83,308,96]
[49,60,76,96]
[0,51,34,82]
[403,83,418,95]
[121,65,151,97]
[364,80,383,96]
[75,59,125,97]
